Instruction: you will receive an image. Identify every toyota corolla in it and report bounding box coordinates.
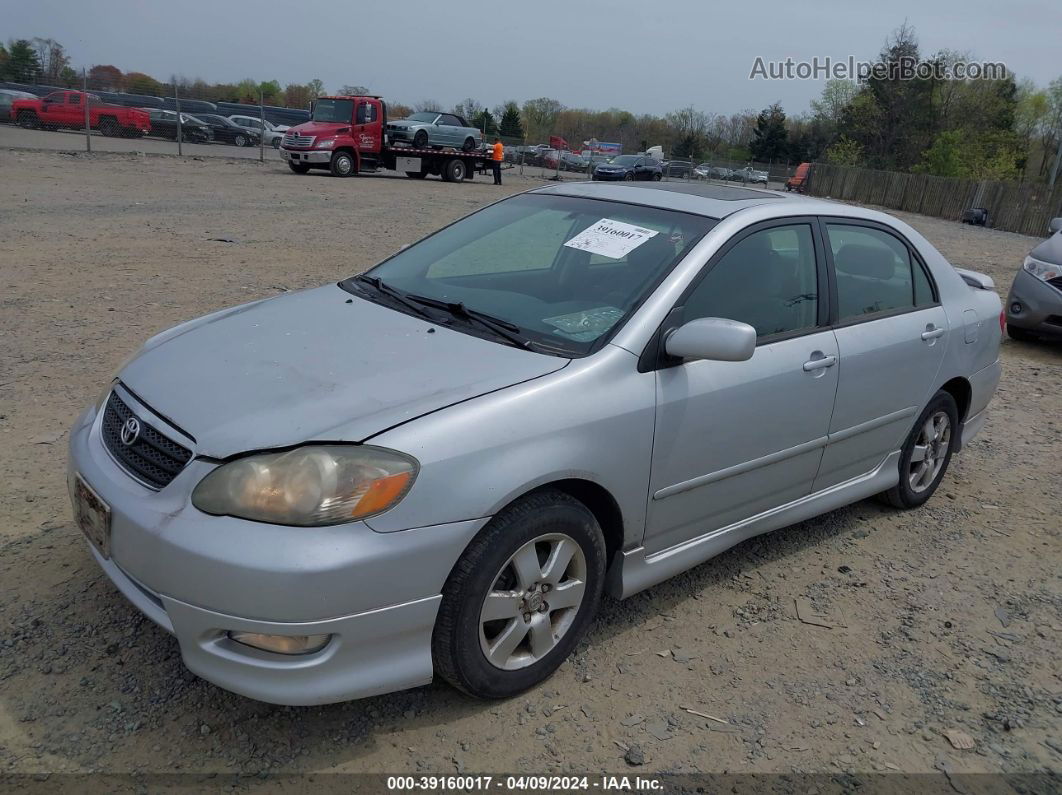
[69,182,1002,705]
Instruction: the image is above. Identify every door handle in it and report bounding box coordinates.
[802,354,837,372]
[921,326,945,341]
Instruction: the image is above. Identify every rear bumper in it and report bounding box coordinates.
[281,148,331,164]
[1006,269,1062,336]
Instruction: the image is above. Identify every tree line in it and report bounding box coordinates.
[3,24,1060,181]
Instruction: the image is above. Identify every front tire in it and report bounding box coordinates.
[330,150,355,177]
[623,172,635,181]
[432,489,605,699]
[1006,324,1036,342]
[413,129,429,149]
[17,111,40,130]
[288,162,311,174]
[233,133,248,147]
[880,391,958,509]
[272,138,281,149]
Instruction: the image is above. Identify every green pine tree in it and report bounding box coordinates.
[3,40,41,83]
[749,102,789,161]
[499,101,524,139]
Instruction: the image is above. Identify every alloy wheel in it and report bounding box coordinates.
[908,411,951,493]
[479,533,587,671]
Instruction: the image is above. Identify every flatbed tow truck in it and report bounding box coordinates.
[280,95,492,181]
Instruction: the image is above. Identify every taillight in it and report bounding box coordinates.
[999,310,1005,332]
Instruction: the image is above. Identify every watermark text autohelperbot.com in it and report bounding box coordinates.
[750,56,1007,81]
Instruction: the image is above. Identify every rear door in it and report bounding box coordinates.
[644,219,838,553]
[813,220,948,490]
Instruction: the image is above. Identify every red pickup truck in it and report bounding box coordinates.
[10,90,151,138]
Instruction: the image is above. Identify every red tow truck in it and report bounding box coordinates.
[280,95,491,181]
[10,90,151,138]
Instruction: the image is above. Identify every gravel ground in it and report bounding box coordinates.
[0,149,1059,784]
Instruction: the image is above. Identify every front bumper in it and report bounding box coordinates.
[1006,268,1062,337]
[67,395,488,704]
[281,148,332,164]
[593,171,629,181]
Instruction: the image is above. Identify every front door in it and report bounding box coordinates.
[353,100,381,154]
[813,220,948,490]
[645,220,838,554]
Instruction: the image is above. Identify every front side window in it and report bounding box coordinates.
[683,224,820,339]
[345,194,716,355]
[356,103,377,124]
[826,224,930,321]
[311,99,354,123]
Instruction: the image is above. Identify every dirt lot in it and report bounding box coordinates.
[0,149,1059,786]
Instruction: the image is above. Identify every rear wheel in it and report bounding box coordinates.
[17,111,40,129]
[288,162,311,174]
[413,129,429,149]
[1006,324,1036,342]
[330,151,356,177]
[442,157,467,182]
[432,489,605,699]
[880,391,958,509]
[462,136,476,152]
[99,118,119,137]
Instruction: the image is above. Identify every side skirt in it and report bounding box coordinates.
[607,450,901,599]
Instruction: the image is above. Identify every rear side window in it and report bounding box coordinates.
[69,94,81,105]
[826,224,931,321]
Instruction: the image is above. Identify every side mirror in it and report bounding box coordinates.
[1049,217,1062,235]
[665,317,756,363]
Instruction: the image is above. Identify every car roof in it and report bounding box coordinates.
[530,181,826,219]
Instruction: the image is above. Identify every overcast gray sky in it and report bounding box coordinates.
[3,0,1059,115]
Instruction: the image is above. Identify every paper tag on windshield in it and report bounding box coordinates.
[564,218,659,260]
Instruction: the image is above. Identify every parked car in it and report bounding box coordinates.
[0,88,36,123]
[662,160,693,178]
[592,154,663,181]
[10,90,150,137]
[733,166,769,184]
[386,111,482,151]
[67,182,1003,706]
[192,114,261,147]
[709,166,735,180]
[1005,217,1062,342]
[228,115,289,148]
[693,163,713,179]
[560,152,589,172]
[142,109,212,144]
[786,162,811,193]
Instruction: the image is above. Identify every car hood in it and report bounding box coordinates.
[287,121,347,137]
[119,285,568,458]
[1030,230,1062,264]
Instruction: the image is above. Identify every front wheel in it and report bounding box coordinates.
[432,489,605,699]
[652,172,662,181]
[233,133,248,147]
[330,150,355,177]
[623,172,635,181]
[288,162,311,174]
[17,111,40,130]
[413,130,429,149]
[272,138,281,149]
[879,390,958,509]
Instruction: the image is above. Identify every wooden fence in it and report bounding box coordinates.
[805,163,1062,237]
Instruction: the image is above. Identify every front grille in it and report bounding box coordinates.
[284,132,314,147]
[101,392,192,489]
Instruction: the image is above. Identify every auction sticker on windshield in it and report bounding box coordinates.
[564,218,659,260]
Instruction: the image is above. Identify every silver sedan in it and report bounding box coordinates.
[68,182,1002,704]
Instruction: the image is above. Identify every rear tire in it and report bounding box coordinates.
[1006,324,1036,342]
[879,391,958,509]
[99,119,119,137]
[330,150,355,177]
[462,136,476,152]
[432,489,605,699]
[288,162,311,174]
[442,157,467,182]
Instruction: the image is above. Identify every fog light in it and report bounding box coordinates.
[1011,302,1022,314]
[228,631,330,655]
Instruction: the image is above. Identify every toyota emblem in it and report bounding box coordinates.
[120,417,141,446]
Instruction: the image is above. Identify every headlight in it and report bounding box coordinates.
[192,445,417,526]
[315,138,335,149]
[1023,255,1062,283]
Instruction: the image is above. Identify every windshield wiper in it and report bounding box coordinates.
[405,294,533,349]
[352,275,436,320]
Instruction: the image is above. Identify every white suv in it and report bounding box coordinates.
[227,115,289,148]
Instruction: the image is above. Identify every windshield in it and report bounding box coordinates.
[609,155,640,166]
[406,112,439,123]
[343,194,716,355]
[312,99,354,123]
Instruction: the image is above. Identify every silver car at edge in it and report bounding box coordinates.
[68,182,1003,705]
